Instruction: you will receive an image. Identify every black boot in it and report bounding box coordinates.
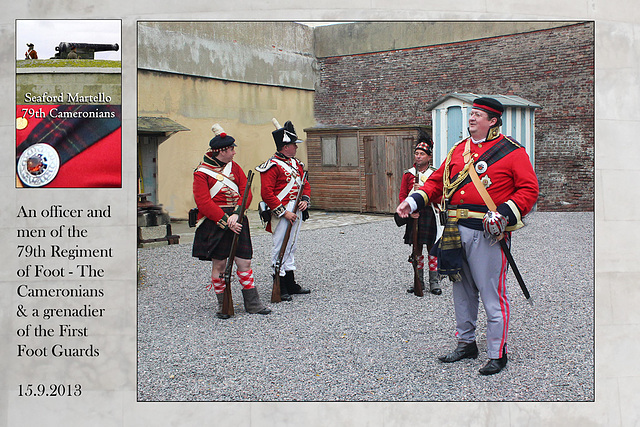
[215,293,231,319]
[285,270,310,295]
[274,274,292,301]
[438,341,479,363]
[479,345,508,375]
[241,287,271,315]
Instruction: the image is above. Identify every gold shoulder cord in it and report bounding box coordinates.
[442,139,474,201]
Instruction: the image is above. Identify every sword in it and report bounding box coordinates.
[498,237,533,305]
[464,146,534,306]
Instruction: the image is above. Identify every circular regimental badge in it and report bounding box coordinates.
[475,161,488,174]
[16,117,29,130]
[17,143,60,187]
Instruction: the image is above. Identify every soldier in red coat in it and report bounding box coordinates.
[397,97,539,375]
[256,120,311,301]
[398,130,442,295]
[192,124,271,318]
[25,43,38,59]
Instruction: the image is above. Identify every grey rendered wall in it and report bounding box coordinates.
[137,21,316,90]
[313,21,579,58]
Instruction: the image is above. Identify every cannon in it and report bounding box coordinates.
[52,42,119,59]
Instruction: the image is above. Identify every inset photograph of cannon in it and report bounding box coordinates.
[15,20,122,188]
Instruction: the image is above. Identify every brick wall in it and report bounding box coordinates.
[314,23,595,211]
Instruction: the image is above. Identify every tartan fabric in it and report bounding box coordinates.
[403,205,438,250]
[16,105,121,165]
[431,217,463,282]
[192,207,253,261]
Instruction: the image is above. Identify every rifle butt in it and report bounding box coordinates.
[271,274,282,303]
[413,263,424,297]
[221,278,234,316]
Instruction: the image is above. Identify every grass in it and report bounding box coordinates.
[17,59,121,68]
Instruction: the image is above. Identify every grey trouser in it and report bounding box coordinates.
[453,226,510,359]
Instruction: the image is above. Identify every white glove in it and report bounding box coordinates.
[483,211,507,236]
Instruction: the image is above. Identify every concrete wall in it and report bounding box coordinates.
[138,21,316,90]
[16,68,121,104]
[313,21,579,58]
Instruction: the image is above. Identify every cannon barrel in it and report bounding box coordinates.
[53,42,119,59]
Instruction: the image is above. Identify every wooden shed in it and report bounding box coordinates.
[427,93,541,168]
[304,125,430,214]
[137,116,190,204]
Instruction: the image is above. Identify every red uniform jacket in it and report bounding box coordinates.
[193,156,252,227]
[414,135,539,226]
[257,153,310,218]
[399,166,438,203]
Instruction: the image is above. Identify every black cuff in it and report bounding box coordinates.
[273,205,286,217]
[497,203,517,226]
[410,192,426,211]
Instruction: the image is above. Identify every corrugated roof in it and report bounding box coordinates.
[426,92,542,110]
[138,116,190,134]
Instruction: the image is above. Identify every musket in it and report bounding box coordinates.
[271,171,308,303]
[411,171,424,297]
[221,170,254,317]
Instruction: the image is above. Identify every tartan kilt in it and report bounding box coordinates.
[192,208,253,261]
[403,206,437,250]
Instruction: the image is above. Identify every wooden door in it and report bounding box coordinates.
[364,133,415,213]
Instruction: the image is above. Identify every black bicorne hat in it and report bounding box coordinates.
[472,97,504,117]
[209,123,236,151]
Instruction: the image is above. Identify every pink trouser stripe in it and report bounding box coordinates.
[498,246,510,357]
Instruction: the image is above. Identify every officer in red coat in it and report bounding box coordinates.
[397,97,539,375]
[192,124,271,318]
[256,119,311,301]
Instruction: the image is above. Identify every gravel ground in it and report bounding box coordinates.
[137,211,594,402]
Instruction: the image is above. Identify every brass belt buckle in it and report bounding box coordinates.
[457,209,469,219]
